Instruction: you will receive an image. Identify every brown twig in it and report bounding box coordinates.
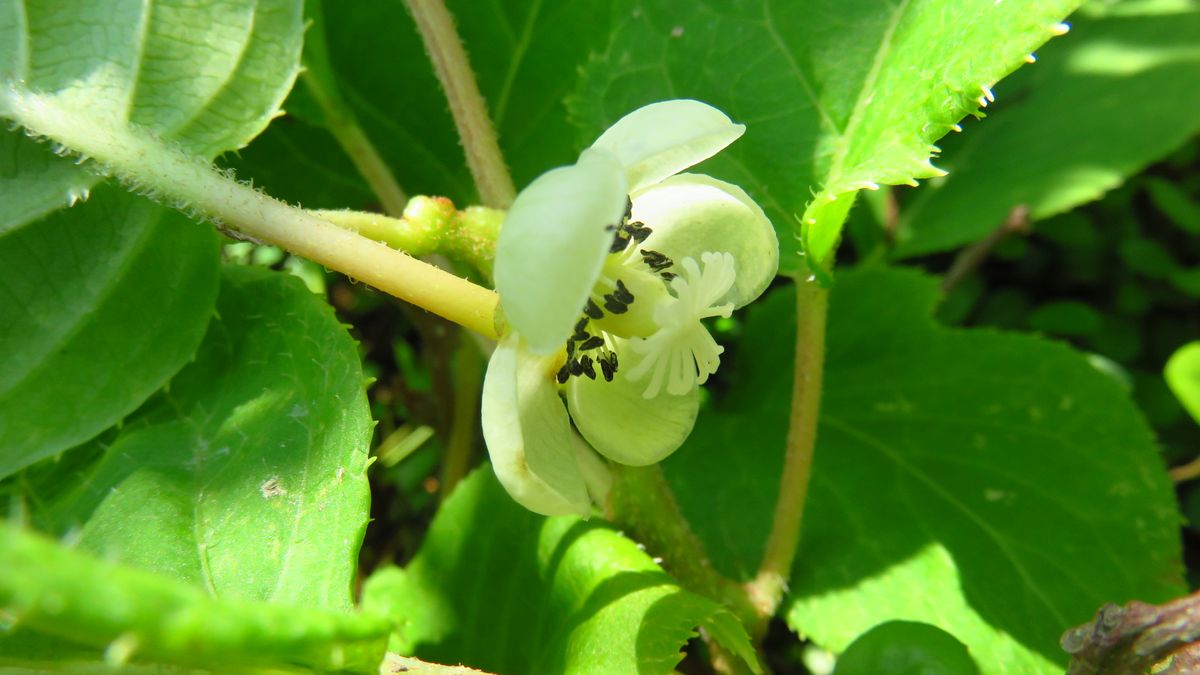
[1062,590,1200,674]
[940,204,1031,294]
[1169,455,1200,483]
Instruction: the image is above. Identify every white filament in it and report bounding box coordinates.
[625,252,736,398]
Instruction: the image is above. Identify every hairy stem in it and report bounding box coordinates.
[746,274,830,634]
[606,465,758,628]
[406,0,515,208]
[5,88,500,339]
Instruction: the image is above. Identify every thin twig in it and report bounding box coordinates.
[439,339,483,499]
[1063,589,1200,674]
[303,73,409,216]
[302,0,408,215]
[745,275,830,636]
[1170,455,1200,483]
[405,0,516,208]
[4,87,501,338]
[882,186,900,244]
[940,204,1031,294]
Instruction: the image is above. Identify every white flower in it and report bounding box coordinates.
[484,100,779,516]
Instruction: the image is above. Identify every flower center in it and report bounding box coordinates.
[623,252,736,398]
[556,198,677,385]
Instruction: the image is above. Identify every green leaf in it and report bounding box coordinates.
[0,0,303,215]
[0,523,389,671]
[834,621,979,675]
[570,0,1079,270]
[1144,176,1200,236]
[662,266,1182,673]
[222,95,378,211]
[0,0,305,474]
[251,0,621,208]
[362,468,760,675]
[894,0,1200,258]
[1,0,302,157]
[26,265,373,612]
[0,132,93,231]
[0,186,218,478]
[1166,341,1200,425]
[1026,301,1102,337]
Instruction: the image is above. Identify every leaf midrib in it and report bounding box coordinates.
[821,415,1071,627]
[819,0,911,194]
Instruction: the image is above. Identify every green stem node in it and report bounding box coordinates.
[312,197,502,278]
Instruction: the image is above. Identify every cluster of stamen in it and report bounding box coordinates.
[555,197,680,386]
[557,316,619,384]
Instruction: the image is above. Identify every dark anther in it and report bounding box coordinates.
[579,355,597,380]
[566,339,576,357]
[609,228,632,253]
[640,249,673,273]
[660,271,676,282]
[624,196,633,221]
[613,279,635,304]
[579,335,605,351]
[599,354,616,382]
[603,295,629,314]
[584,298,604,320]
[556,364,570,384]
[627,221,652,242]
[568,359,584,377]
[608,350,618,371]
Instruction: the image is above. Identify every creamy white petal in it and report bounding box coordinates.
[566,338,701,466]
[631,174,778,308]
[591,100,744,193]
[494,149,627,354]
[571,433,613,505]
[481,335,592,516]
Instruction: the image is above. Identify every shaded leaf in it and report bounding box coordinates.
[0,187,218,478]
[895,0,1200,257]
[243,0,622,209]
[834,620,979,675]
[27,265,373,612]
[663,266,1182,672]
[363,468,759,675]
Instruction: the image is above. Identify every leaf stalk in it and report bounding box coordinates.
[746,273,830,635]
[4,88,500,339]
